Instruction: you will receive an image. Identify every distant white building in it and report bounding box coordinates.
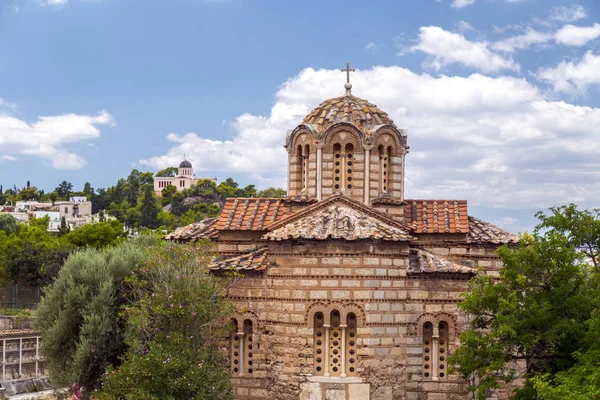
[34,211,61,232]
[153,158,216,196]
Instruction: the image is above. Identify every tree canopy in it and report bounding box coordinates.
[450,204,600,399]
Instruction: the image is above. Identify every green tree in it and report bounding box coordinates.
[217,178,243,198]
[83,182,94,198]
[58,217,70,236]
[450,205,600,399]
[137,185,160,228]
[96,242,233,400]
[257,187,287,198]
[160,185,177,207]
[33,237,156,396]
[0,214,20,235]
[243,184,257,198]
[55,180,74,199]
[155,167,178,177]
[63,220,126,249]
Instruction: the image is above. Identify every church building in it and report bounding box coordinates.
[153,158,217,195]
[166,65,518,400]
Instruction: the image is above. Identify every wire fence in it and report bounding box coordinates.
[0,286,40,309]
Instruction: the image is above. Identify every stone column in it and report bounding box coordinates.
[340,325,347,378]
[316,144,323,200]
[363,145,373,204]
[432,326,439,381]
[324,325,330,377]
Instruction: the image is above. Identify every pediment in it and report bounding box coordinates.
[263,196,413,242]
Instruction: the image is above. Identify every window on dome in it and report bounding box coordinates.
[345,144,353,190]
[333,143,342,190]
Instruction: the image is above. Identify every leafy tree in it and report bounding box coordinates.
[63,220,126,249]
[450,204,600,399]
[96,242,233,400]
[55,180,74,199]
[155,167,178,177]
[3,240,72,286]
[161,185,177,207]
[257,187,287,198]
[33,237,155,397]
[0,214,19,235]
[217,178,243,198]
[98,210,106,223]
[83,182,94,198]
[243,184,257,198]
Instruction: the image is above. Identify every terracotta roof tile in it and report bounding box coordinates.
[408,249,475,274]
[0,329,39,338]
[216,198,294,231]
[302,94,396,135]
[405,200,469,234]
[468,216,519,244]
[208,248,270,272]
[164,218,219,242]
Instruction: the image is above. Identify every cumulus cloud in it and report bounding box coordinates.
[549,5,586,23]
[492,27,552,52]
[38,0,68,5]
[0,108,114,169]
[451,0,476,8]
[141,65,600,211]
[555,23,600,46]
[409,26,520,73]
[536,51,600,92]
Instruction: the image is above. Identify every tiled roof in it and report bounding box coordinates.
[405,200,469,234]
[0,329,39,338]
[468,216,519,244]
[264,195,413,242]
[216,198,295,231]
[408,249,475,274]
[208,248,270,272]
[284,192,318,204]
[164,218,218,241]
[372,195,406,206]
[302,94,396,133]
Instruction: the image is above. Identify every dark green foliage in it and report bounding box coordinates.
[4,240,72,286]
[155,167,178,177]
[0,214,20,235]
[33,238,155,395]
[63,220,126,249]
[96,242,233,399]
[136,184,160,229]
[450,204,600,399]
[257,187,287,198]
[58,217,70,236]
[55,180,73,199]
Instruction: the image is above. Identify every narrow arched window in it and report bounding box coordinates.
[329,310,342,376]
[378,145,388,193]
[314,312,325,375]
[345,144,354,190]
[345,313,358,376]
[297,145,304,190]
[333,143,342,190]
[230,319,241,375]
[243,319,253,375]
[303,144,310,190]
[438,321,448,380]
[422,322,433,379]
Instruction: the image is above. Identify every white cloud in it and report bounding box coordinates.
[550,5,586,23]
[38,0,68,5]
[555,23,600,46]
[492,27,552,52]
[536,51,600,92]
[0,108,114,169]
[365,42,384,52]
[409,26,520,73]
[141,65,600,211]
[0,155,17,161]
[451,0,476,8]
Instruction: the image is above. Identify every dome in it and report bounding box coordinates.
[179,160,192,168]
[302,94,396,133]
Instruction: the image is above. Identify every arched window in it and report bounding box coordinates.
[313,309,358,377]
[230,319,241,375]
[303,144,310,190]
[422,321,449,380]
[243,319,253,375]
[333,143,342,190]
[231,319,254,376]
[378,145,393,193]
[345,144,354,190]
[297,145,304,190]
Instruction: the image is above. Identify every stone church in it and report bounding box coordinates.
[166,67,518,400]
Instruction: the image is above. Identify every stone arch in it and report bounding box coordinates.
[321,124,363,153]
[306,302,330,326]
[339,303,366,327]
[415,313,439,337]
[286,125,316,150]
[435,312,458,340]
[373,131,402,156]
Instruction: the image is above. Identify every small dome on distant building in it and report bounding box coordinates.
[179,160,192,168]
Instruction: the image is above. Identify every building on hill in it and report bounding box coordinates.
[165,66,519,400]
[153,158,217,195]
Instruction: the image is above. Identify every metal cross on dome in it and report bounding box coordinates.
[340,62,355,95]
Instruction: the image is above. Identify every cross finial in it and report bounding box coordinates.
[340,62,356,95]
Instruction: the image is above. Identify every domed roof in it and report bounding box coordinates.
[179,160,192,168]
[302,94,396,133]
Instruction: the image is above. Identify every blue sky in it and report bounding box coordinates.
[1,0,599,233]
